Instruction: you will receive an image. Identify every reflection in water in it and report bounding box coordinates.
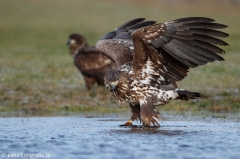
[110,127,184,136]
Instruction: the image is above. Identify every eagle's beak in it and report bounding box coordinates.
[66,39,71,45]
[110,81,118,90]
[66,39,76,45]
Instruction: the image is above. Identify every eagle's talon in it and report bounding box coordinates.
[119,120,133,127]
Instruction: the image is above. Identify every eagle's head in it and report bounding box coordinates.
[104,69,121,91]
[66,33,88,56]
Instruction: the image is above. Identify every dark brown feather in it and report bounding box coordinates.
[131,17,229,81]
[187,28,229,37]
[127,21,157,30]
[182,22,228,29]
[181,39,225,53]
[115,18,145,32]
[175,34,228,46]
[163,45,198,68]
[173,17,215,24]
[96,18,157,68]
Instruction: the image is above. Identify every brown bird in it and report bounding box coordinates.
[66,33,116,95]
[96,17,229,127]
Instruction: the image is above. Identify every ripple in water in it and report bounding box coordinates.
[0,116,239,159]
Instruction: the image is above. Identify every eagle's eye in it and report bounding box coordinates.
[105,84,110,90]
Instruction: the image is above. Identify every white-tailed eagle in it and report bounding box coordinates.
[67,33,116,92]
[96,17,229,126]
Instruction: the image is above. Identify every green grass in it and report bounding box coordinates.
[0,0,240,116]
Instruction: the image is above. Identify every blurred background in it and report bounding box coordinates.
[0,0,239,117]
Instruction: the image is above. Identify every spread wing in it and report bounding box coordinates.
[132,17,229,82]
[96,18,156,68]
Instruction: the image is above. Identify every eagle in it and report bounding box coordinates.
[66,33,116,94]
[96,17,229,127]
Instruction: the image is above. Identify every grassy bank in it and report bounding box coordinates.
[0,0,240,116]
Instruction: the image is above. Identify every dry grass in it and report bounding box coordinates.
[0,0,240,116]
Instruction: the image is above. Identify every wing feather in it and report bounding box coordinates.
[115,18,145,32]
[97,17,228,82]
[132,17,228,82]
[182,22,228,29]
[163,45,198,68]
[96,18,156,68]
[173,17,215,23]
[127,21,157,30]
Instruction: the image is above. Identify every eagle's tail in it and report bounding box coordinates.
[175,89,202,100]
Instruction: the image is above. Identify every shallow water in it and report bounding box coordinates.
[0,116,239,159]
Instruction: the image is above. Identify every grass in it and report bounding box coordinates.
[0,0,240,117]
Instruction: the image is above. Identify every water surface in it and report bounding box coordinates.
[0,116,239,159]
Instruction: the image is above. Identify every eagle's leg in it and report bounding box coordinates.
[140,98,162,127]
[120,104,140,126]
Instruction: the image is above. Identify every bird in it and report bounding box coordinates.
[96,17,229,127]
[66,33,116,95]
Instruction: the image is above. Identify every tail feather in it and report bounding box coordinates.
[176,89,202,100]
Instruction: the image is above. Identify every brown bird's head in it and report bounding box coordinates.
[66,33,88,56]
[104,69,121,91]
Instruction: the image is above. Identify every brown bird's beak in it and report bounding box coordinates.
[66,39,71,45]
[66,39,76,45]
